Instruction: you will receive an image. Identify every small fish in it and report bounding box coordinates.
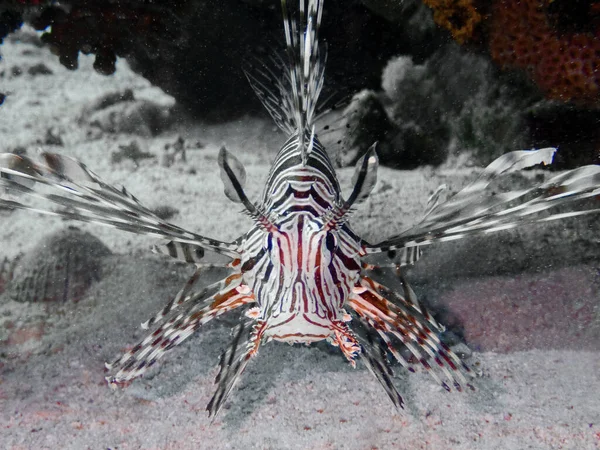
[1,0,600,418]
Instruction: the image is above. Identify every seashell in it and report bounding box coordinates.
[0,256,16,294]
[9,226,111,303]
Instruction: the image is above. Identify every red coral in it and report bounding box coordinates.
[489,0,600,105]
[422,0,484,44]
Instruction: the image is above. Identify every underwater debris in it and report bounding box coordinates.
[152,205,179,221]
[111,141,154,166]
[161,136,187,167]
[44,127,63,147]
[489,0,600,106]
[8,227,111,303]
[420,0,600,106]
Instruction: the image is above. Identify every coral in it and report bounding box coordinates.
[378,47,534,166]
[422,0,483,43]
[421,0,600,105]
[488,0,600,105]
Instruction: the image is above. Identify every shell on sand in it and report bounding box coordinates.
[8,226,111,303]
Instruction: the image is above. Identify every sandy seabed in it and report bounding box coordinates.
[1,31,599,450]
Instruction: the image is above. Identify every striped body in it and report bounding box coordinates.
[241,134,361,341]
[1,0,599,418]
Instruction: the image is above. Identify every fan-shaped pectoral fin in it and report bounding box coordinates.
[105,276,255,387]
[349,276,474,395]
[0,152,239,257]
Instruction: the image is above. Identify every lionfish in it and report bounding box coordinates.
[1,0,600,418]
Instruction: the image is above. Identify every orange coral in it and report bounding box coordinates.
[422,0,483,44]
[488,0,600,105]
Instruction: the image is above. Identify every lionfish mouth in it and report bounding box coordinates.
[263,313,334,343]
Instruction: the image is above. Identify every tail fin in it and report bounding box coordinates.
[245,1,326,163]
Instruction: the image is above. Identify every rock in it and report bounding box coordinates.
[161,136,187,168]
[87,99,173,137]
[126,0,409,119]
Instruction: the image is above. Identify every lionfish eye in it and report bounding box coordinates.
[325,233,337,252]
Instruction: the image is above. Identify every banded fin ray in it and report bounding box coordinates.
[106,274,254,385]
[351,314,404,410]
[152,241,207,264]
[244,51,296,135]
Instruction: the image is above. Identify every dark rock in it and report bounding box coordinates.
[27,63,52,76]
[527,104,600,169]
[0,9,23,45]
[360,0,438,45]
[111,141,155,166]
[44,128,63,146]
[127,0,410,119]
